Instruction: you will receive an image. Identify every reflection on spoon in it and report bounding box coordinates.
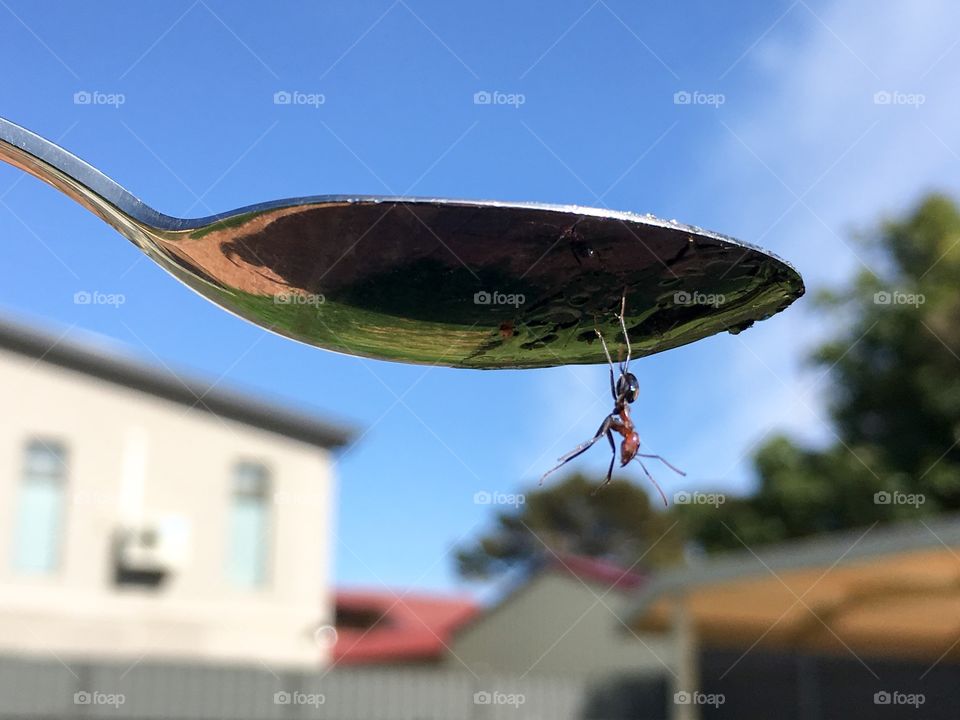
[0,117,804,369]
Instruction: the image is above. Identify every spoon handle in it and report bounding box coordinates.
[0,116,175,236]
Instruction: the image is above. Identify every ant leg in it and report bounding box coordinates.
[636,453,687,477]
[604,430,616,484]
[540,416,614,485]
[618,291,632,373]
[591,430,618,496]
[634,457,669,507]
[595,329,617,401]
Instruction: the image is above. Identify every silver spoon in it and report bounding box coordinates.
[0,116,803,369]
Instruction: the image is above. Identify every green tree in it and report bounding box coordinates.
[682,193,960,551]
[455,473,682,580]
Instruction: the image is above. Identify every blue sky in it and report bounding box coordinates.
[2,0,960,593]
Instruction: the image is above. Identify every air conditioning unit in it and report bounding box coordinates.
[114,515,189,585]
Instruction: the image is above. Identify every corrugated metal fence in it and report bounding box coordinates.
[0,655,667,720]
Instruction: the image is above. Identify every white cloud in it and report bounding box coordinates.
[690,0,960,492]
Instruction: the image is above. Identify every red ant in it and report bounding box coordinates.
[539,294,685,506]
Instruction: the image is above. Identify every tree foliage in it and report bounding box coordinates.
[455,474,682,580]
[681,194,960,550]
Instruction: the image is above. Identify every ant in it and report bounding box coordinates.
[539,294,686,506]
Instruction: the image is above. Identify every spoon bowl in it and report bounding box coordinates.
[0,117,804,369]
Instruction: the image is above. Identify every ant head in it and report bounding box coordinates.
[616,372,639,404]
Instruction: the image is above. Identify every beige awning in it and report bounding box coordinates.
[629,519,960,661]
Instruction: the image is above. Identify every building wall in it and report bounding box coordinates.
[447,572,675,679]
[0,349,335,669]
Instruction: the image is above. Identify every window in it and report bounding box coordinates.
[12,440,67,574]
[227,461,271,588]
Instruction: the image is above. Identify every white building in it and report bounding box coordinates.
[0,316,351,669]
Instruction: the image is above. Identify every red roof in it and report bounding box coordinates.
[545,552,647,590]
[333,590,479,666]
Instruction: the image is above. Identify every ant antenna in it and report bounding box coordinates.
[595,329,617,400]
[618,291,631,373]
